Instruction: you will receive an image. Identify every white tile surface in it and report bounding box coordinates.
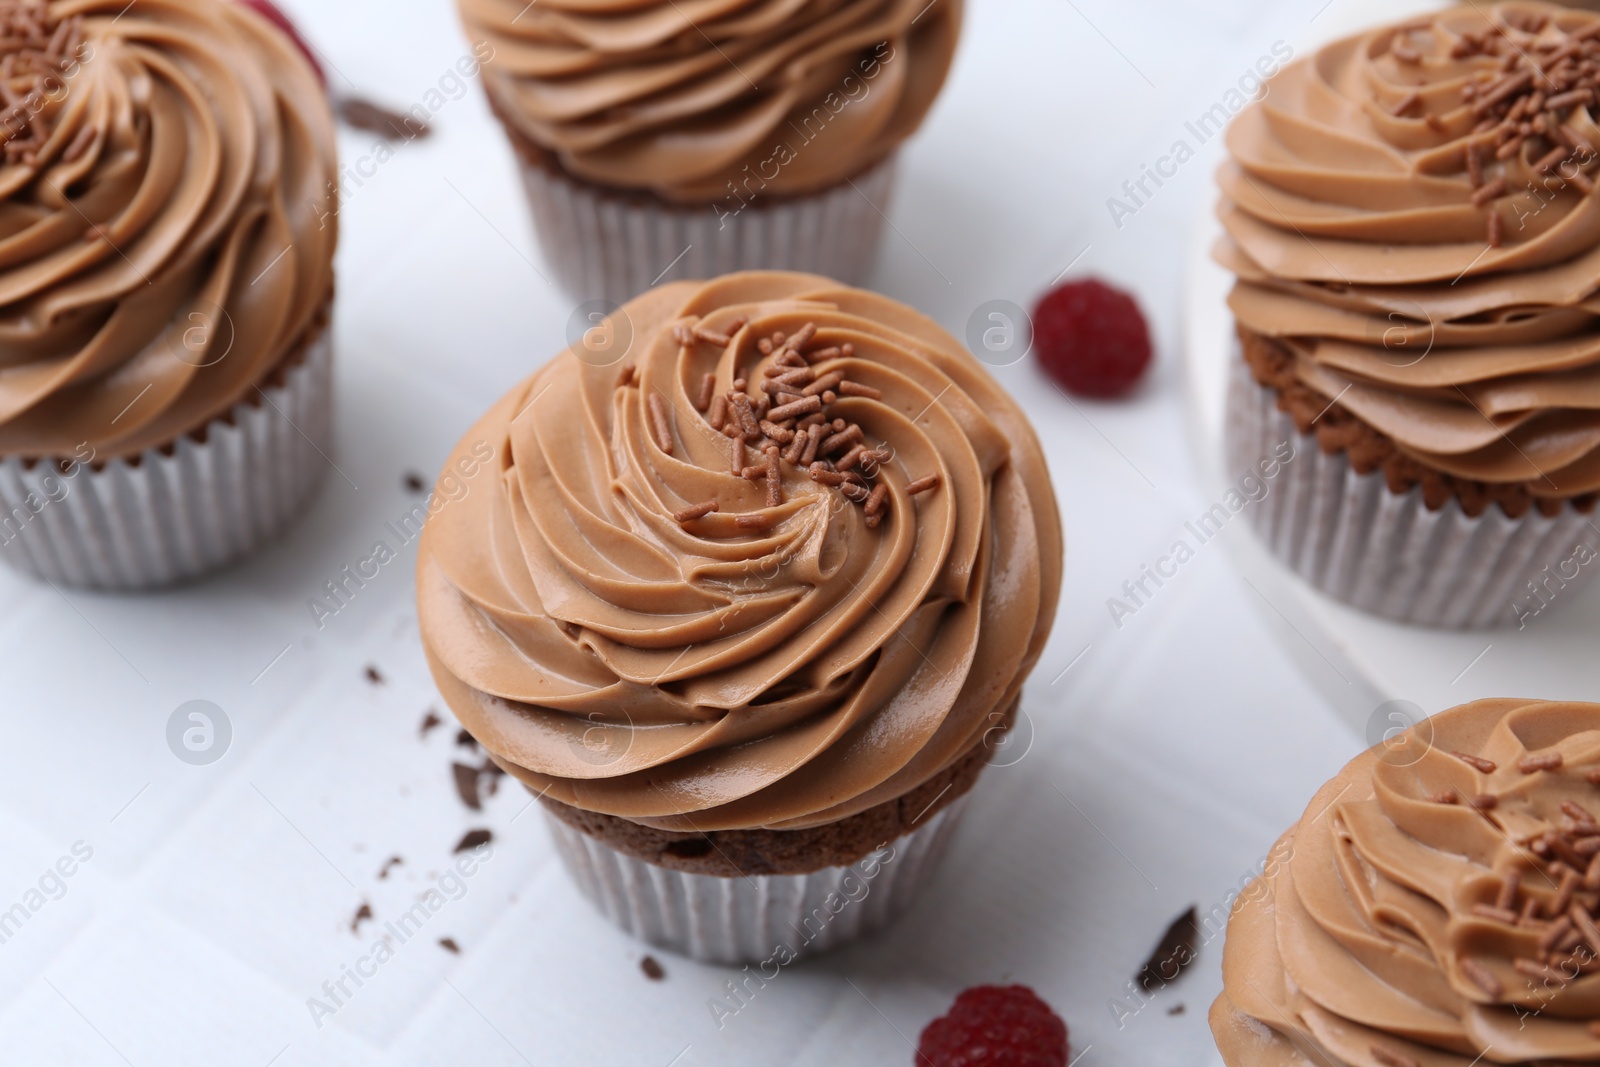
[0,0,1438,1064]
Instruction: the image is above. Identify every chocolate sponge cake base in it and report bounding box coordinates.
[1239,327,1598,520]
[536,711,1007,878]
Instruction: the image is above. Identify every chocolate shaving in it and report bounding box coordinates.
[641,955,666,980]
[350,902,374,935]
[439,937,461,954]
[338,96,430,140]
[420,709,443,737]
[454,829,492,854]
[1137,906,1201,993]
[452,762,484,811]
[365,665,385,685]
[378,856,403,880]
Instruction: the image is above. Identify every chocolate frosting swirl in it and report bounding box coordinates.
[1219,2,1600,498]
[457,0,962,202]
[0,0,336,462]
[417,272,1061,832]
[1213,698,1600,1067]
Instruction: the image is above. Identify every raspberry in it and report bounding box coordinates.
[237,0,325,85]
[916,985,1069,1067]
[1032,278,1152,398]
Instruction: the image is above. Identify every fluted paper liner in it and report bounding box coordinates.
[1225,356,1598,629]
[515,154,898,303]
[544,792,971,965]
[0,332,333,590]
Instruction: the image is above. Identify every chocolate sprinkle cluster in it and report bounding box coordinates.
[0,0,85,165]
[1408,751,1600,1027]
[623,318,941,533]
[1447,11,1600,246]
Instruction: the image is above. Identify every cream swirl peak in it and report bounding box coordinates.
[457,0,963,203]
[1219,2,1600,500]
[1212,698,1600,1067]
[0,0,336,462]
[417,272,1061,833]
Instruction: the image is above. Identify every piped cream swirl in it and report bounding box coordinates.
[417,272,1061,832]
[1220,2,1600,497]
[0,0,336,462]
[457,0,962,202]
[1213,698,1600,1067]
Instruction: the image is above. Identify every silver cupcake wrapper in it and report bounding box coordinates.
[514,152,898,303]
[0,331,333,590]
[1225,356,1599,629]
[544,792,971,965]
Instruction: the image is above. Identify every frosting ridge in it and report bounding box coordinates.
[0,0,337,461]
[1213,698,1600,1067]
[417,271,1061,832]
[457,0,962,202]
[1220,2,1600,497]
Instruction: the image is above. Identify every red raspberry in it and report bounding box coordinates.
[916,985,1069,1067]
[1032,278,1152,398]
[237,0,325,85]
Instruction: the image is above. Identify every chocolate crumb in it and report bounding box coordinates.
[453,762,484,811]
[454,829,493,853]
[439,937,461,954]
[350,902,374,935]
[641,955,666,980]
[1167,1004,1186,1016]
[480,758,506,796]
[378,855,403,880]
[420,710,443,737]
[1137,906,1200,993]
[365,666,385,685]
[403,472,426,493]
[338,96,431,141]
[456,730,479,750]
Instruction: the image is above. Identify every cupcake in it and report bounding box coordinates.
[1212,697,1600,1067]
[0,0,336,589]
[454,0,962,303]
[1218,2,1600,628]
[417,271,1061,963]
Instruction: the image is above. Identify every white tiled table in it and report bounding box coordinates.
[0,1,1494,1064]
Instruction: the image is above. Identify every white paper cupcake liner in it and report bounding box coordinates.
[544,791,972,965]
[1225,355,1600,629]
[515,152,898,303]
[0,330,333,590]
